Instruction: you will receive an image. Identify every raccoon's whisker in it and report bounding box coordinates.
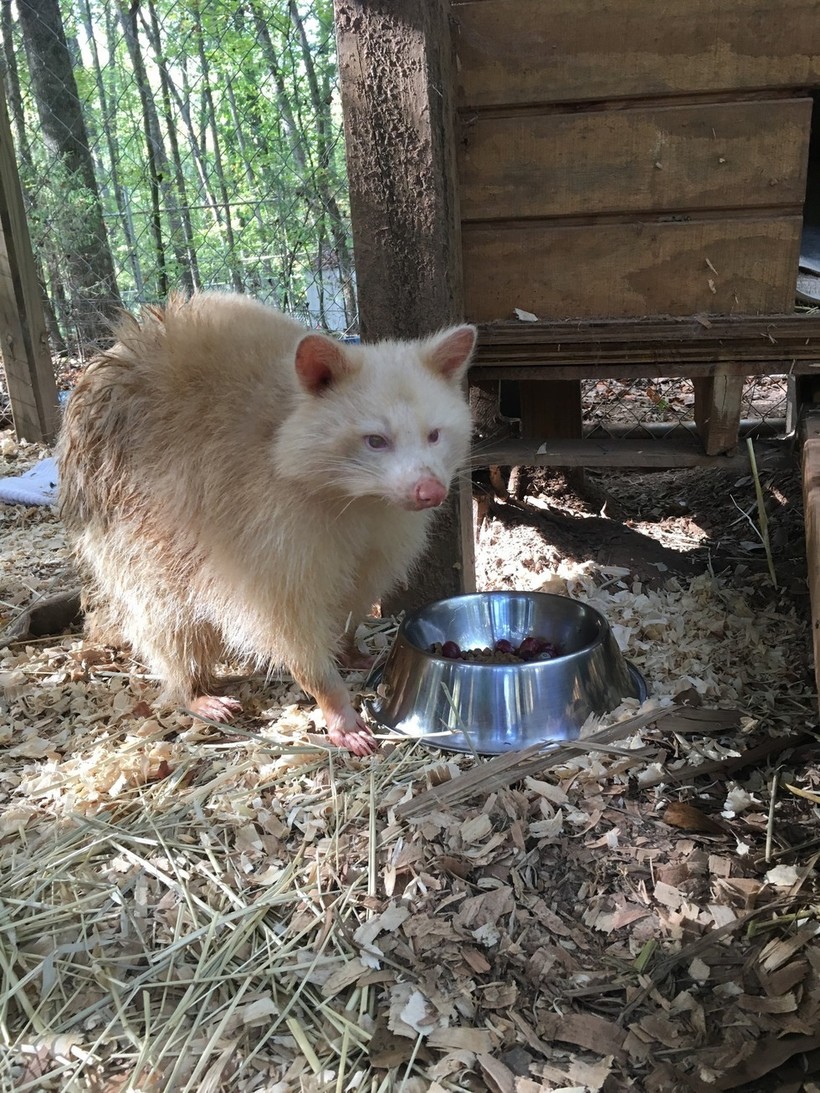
[333,496,359,521]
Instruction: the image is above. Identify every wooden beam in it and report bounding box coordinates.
[0,86,58,443]
[472,314,820,371]
[472,360,817,383]
[801,412,820,716]
[334,0,464,342]
[334,0,472,607]
[452,0,820,109]
[473,436,792,472]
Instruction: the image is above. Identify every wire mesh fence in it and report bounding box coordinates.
[6,0,355,368]
[582,375,791,439]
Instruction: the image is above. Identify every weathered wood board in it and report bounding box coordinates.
[801,414,820,712]
[453,0,820,108]
[474,436,791,471]
[459,99,811,221]
[0,88,58,443]
[334,0,474,610]
[463,216,801,321]
[471,314,820,366]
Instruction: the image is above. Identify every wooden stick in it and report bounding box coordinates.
[395,706,675,820]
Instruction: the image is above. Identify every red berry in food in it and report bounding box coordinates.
[441,640,462,659]
[494,638,515,654]
[516,636,540,660]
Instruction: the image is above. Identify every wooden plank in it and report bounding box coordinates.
[462,216,801,321]
[453,0,820,109]
[471,313,820,368]
[473,436,792,471]
[693,373,746,454]
[0,87,58,443]
[519,380,583,441]
[334,0,473,607]
[472,361,819,382]
[801,427,820,714]
[459,99,811,221]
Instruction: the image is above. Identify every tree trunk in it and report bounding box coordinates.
[224,77,277,292]
[168,65,221,237]
[16,0,122,347]
[191,3,243,292]
[289,0,357,329]
[78,0,144,300]
[116,0,190,298]
[141,0,200,292]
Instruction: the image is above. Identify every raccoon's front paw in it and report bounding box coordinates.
[337,647,377,671]
[187,694,243,723]
[325,709,379,756]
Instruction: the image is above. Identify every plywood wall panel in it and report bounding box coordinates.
[462,216,802,321]
[453,0,820,108]
[459,99,811,221]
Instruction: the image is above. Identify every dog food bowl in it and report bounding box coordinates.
[365,591,647,754]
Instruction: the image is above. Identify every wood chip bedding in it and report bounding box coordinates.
[1,429,818,1092]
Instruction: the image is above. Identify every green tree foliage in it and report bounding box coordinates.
[5,0,355,355]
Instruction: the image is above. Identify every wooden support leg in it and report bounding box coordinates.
[802,437,820,713]
[801,409,820,715]
[694,371,744,455]
[518,378,585,490]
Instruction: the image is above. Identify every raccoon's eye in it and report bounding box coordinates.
[428,429,440,444]
[364,434,390,451]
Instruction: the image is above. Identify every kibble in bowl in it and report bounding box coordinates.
[428,636,562,663]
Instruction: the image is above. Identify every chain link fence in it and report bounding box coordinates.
[5,0,355,373]
[582,375,791,440]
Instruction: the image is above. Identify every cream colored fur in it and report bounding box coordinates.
[58,291,475,749]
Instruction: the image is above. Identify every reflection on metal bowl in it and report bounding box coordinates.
[365,591,648,754]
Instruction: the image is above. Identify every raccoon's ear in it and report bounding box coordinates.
[295,334,351,394]
[425,325,477,382]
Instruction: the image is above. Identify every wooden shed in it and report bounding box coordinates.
[335,0,820,693]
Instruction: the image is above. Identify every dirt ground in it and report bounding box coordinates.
[477,457,809,598]
[1,426,819,1092]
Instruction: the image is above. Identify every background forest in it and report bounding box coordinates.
[4,0,355,360]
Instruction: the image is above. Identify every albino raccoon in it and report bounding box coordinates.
[57,291,476,754]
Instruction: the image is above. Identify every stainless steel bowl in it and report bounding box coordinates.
[365,591,647,754]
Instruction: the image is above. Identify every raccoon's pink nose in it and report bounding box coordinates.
[413,477,447,509]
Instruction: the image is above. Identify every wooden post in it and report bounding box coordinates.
[801,411,820,715]
[518,378,585,489]
[334,0,473,610]
[693,372,745,455]
[0,87,58,443]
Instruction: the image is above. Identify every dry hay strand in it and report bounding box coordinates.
[0,742,454,1091]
